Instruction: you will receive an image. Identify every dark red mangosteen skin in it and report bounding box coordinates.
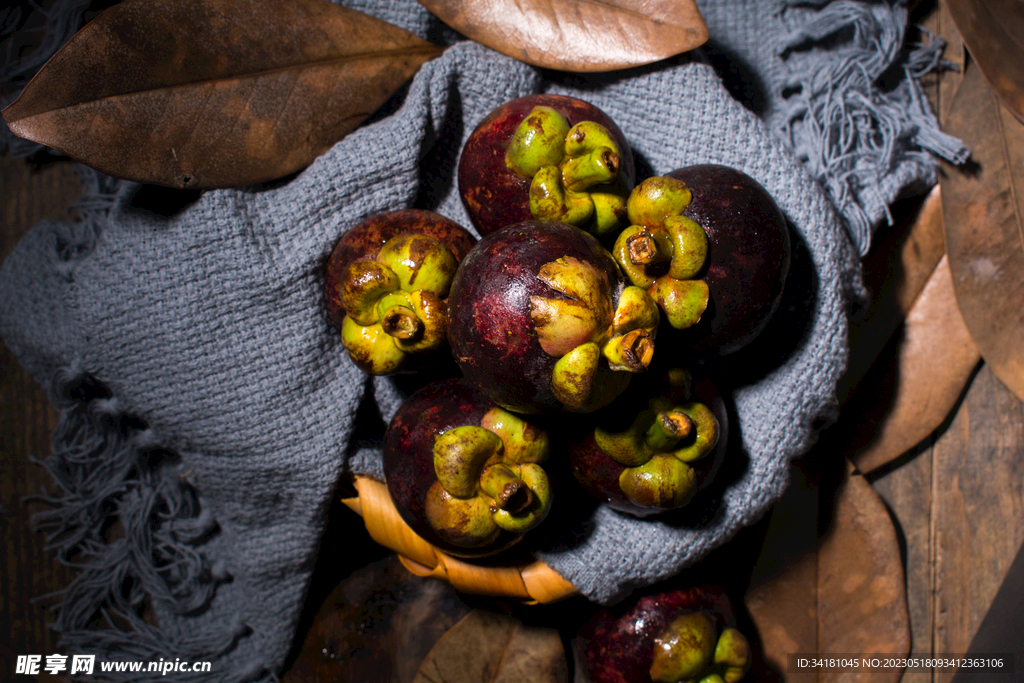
[458,94,635,237]
[323,209,477,331]
[446,220,626,415]
[666,165,790,357]
[383,378,523,557]
[578,585,736,683]
[567,375,728,518]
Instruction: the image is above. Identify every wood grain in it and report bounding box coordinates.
[0,156,81,663]
[873,364,1024,683]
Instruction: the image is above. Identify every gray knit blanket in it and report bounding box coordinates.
[0,0,966,681]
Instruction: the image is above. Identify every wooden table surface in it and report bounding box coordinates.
[2,2,1023,681]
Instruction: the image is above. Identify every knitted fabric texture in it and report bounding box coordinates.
[0,0,963,681]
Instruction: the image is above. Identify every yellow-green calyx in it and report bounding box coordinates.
[505,106,629,237]
[613,176,710,330]
[594,390,719,510]
[425,409,552,548]
[650,613,752,683]
[338,233,458,374]
[529,257,659,411]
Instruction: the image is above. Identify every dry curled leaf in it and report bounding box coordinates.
[282,554,473,683]
[838,185,947,405]
[943,0,1024,124]
[413,609,568,683]
[417,0,708,72]
[745,460,909,682]
[940,61,1024,403]
[2,0,442,189]
[849,255,981,474]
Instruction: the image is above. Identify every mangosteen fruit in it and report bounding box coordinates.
[447,220,660,414]
[577,584,751,683]
[667,165,790,356]
[383,378,553,557]
[458,94,635,238]
[568,368,726,518]
[324,209,476,375]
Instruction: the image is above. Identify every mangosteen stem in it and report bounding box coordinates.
[380,305,423,340]
[645,409,695,452]
[626,228,674,267]
[491,462,552,533]
[479,463,533,513]
[602,329,654,372]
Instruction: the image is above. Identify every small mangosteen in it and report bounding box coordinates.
[577,584,752,683]
[383,378,554,557]
[568,368,726,518]
[447,220,660,414]
[323,209,476,375]
[458,94,635,238]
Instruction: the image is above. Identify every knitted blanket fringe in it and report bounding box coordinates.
[32,364,267,682]
[775,0,968,253]
[1,1,964,681]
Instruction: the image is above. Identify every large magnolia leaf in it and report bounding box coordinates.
[413,609,568,683]
[417,0,708,72]
[943,0,1024,124]
[2,0,442,189]
[940,60,1024,403]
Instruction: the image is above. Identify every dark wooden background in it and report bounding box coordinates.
[2,2,1023,681]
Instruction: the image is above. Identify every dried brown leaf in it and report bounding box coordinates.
[943,0,1024,124]
[940,60,1024,403]
[745,460,909,681]
[413,609,568,683]
[2,0,442,189]
[282,554,473,683]
[816,462,909,682]
[849,255,981,474]
[838,185,947,405]
[417,0,708,73]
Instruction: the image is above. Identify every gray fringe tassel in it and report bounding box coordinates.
[29,364,262,683]
[777,0,969,254]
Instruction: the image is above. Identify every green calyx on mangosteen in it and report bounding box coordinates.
[612,176,711,331]
[446,221,659,415]
[569,368,727,517]
[578,584,752,683]
[323,210,476,375]
[383,379,553,556]
[458,94,635,238]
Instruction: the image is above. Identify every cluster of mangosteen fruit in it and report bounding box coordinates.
[324,93,790,681]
